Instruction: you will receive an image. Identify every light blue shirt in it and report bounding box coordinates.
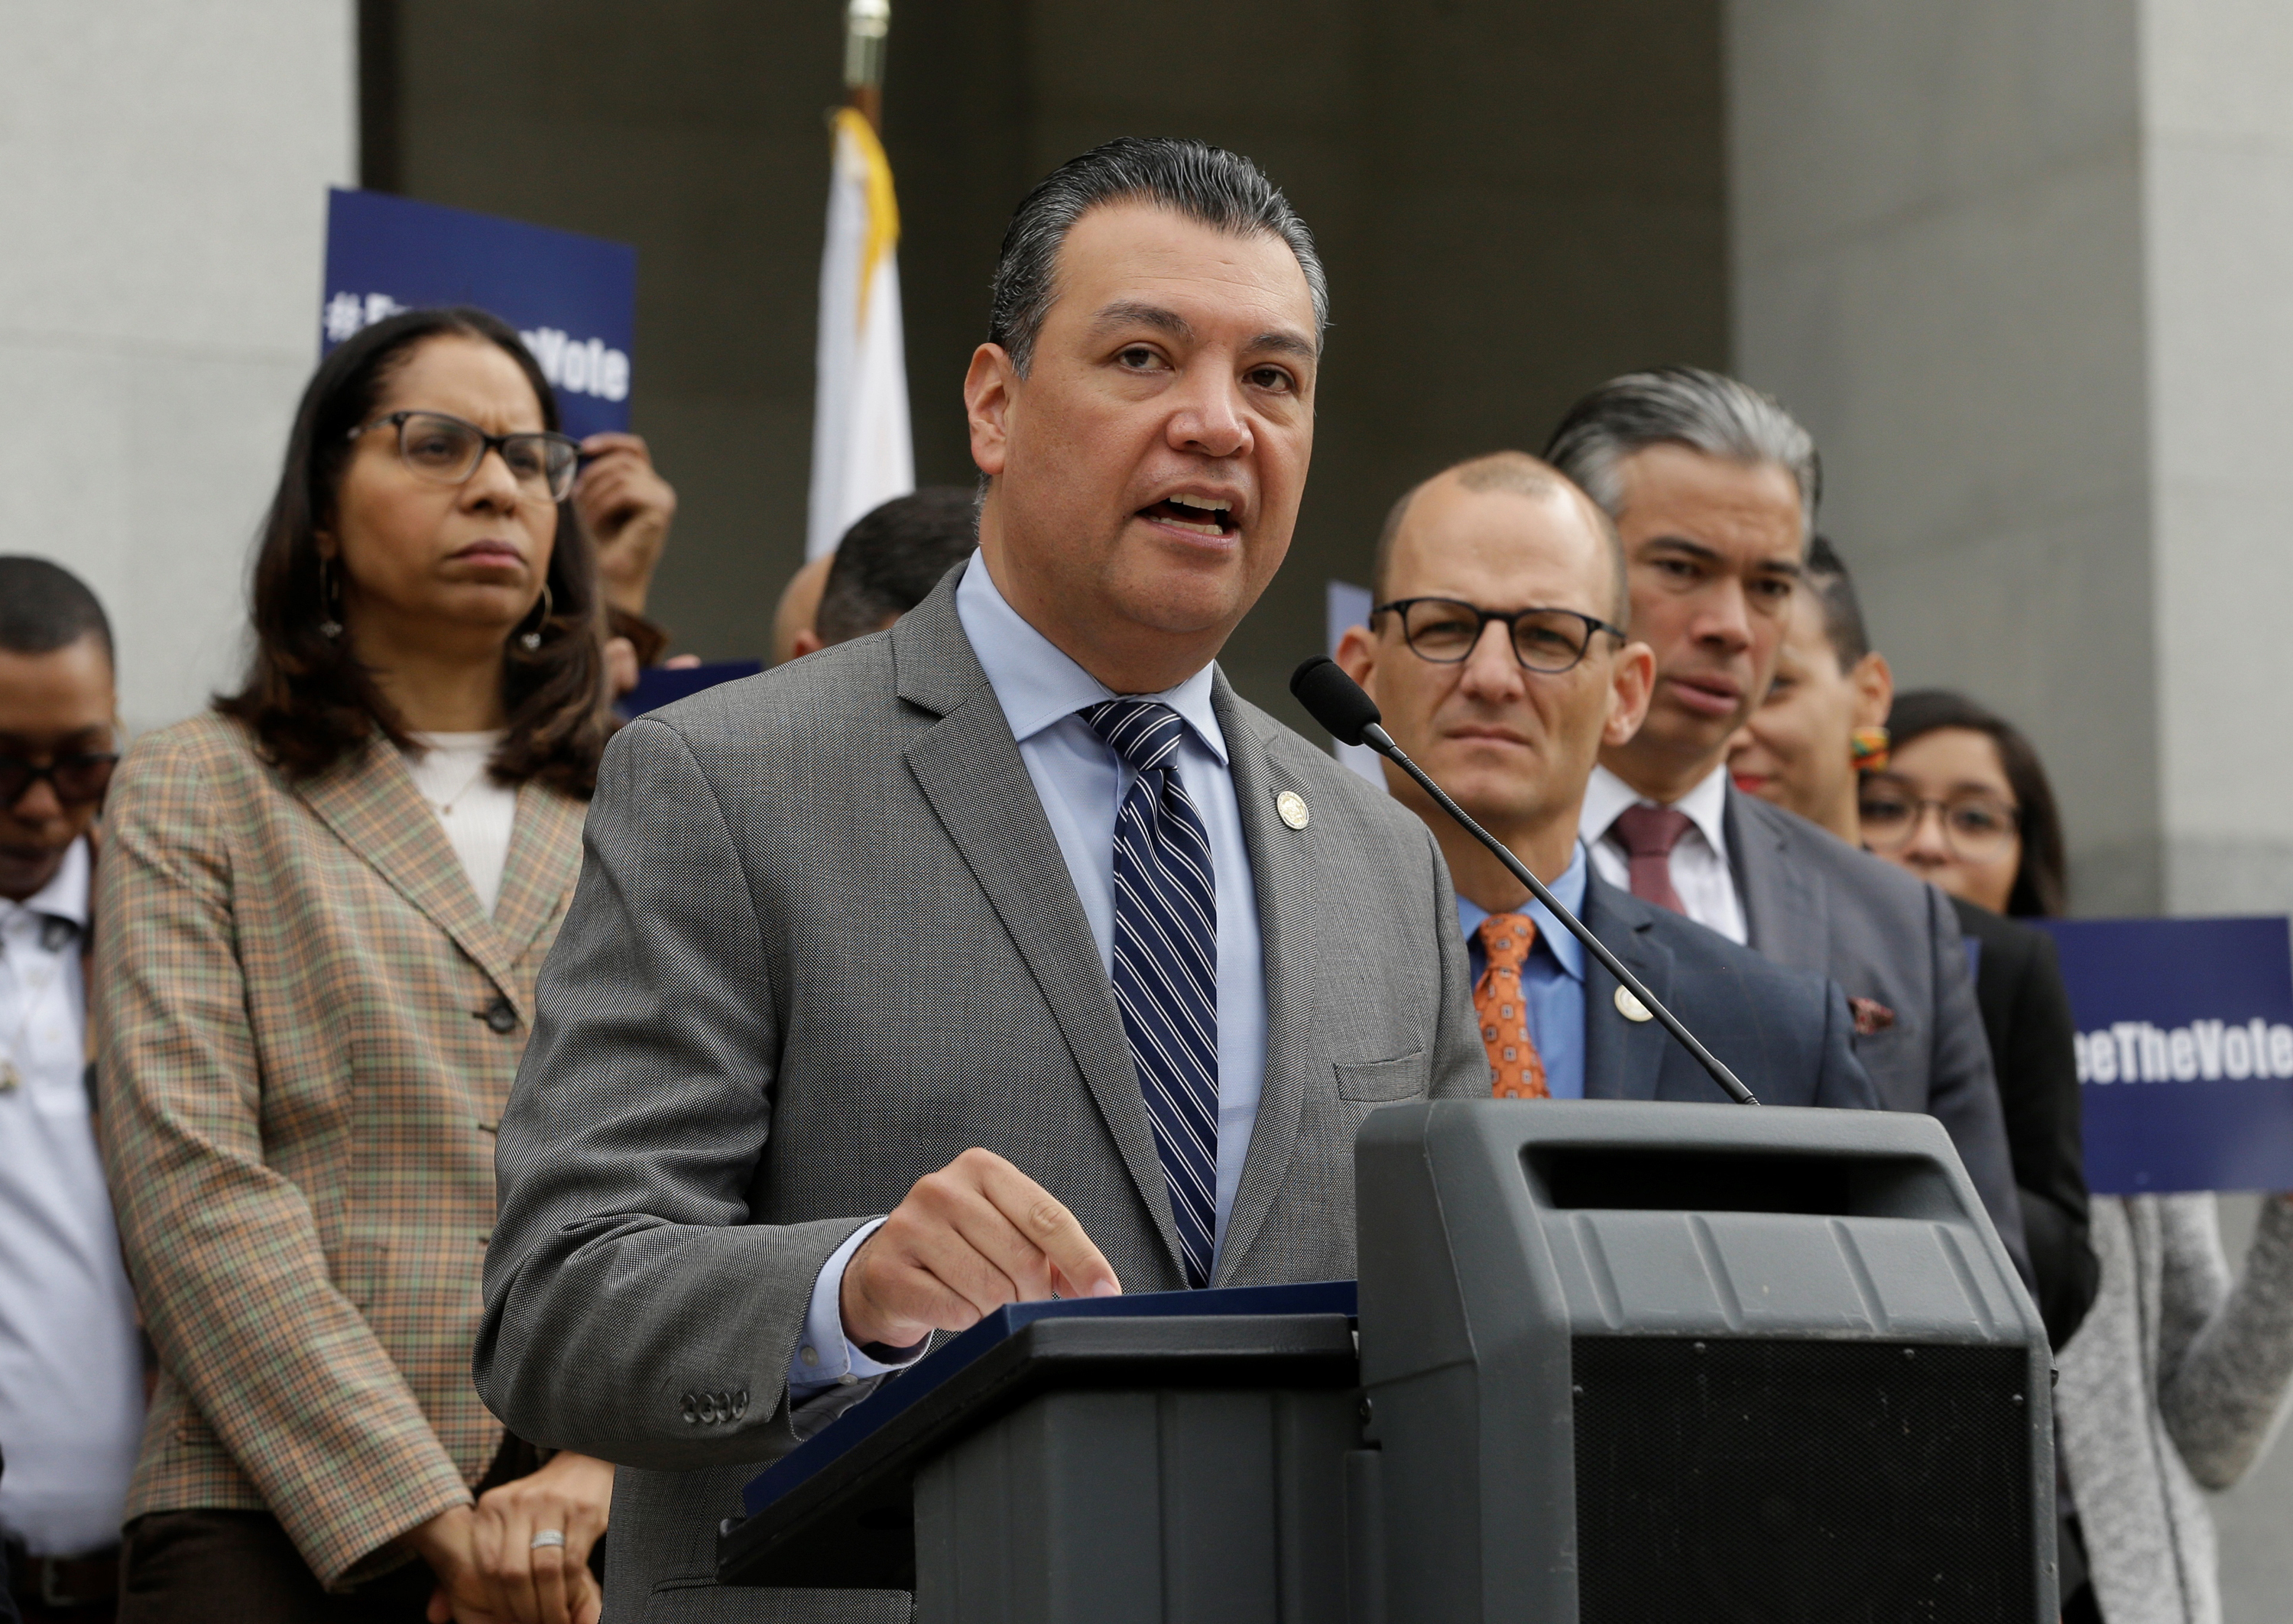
[1456,843,1591,1100]
[790,555,1270,1395]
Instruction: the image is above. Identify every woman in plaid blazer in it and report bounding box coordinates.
[96,309,618,1623]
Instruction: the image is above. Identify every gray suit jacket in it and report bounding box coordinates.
[475,572,1487,1619]
[1576,874,1876,1110]
[1726,785,2032,1279]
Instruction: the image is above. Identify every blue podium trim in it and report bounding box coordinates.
[741,1279,1357,1518]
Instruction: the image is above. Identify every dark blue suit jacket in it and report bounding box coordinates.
[1575,874,1876,1110]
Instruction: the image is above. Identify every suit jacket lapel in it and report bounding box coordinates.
[892,581,1188,1280]
[1579,879,1672,1101]
[1727,784,1828,977]
[294,743,520,1000]
[1207,679,1319,1285]
[489,783,586,1003]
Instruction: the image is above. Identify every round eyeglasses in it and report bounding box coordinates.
[0,752,118,810]
[1374,597,1627,675]
[1858,779,2021,861]
[349,410,581,504]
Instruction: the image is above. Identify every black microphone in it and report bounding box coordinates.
[1292,656,1759,1107]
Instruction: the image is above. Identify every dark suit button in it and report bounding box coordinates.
[679,1392,699,1424]
[733,1389,749,1419]
[476,996,518,1035]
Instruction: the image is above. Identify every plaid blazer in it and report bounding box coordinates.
[95,712,585,1587]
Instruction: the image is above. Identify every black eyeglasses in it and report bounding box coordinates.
[1374,597,1627,675]
[0,754,118,809]
[349,410,581,503]
[1858,779,2021,861]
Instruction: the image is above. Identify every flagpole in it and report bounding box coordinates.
[844,0,889,131]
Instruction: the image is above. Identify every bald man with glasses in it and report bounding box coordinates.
[1335,454,1874,1110]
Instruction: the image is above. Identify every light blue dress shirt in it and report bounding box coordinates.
[1455,843,1590,1100]
[790,555,1270,1395]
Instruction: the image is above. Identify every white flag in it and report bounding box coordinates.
[806,108,914,559]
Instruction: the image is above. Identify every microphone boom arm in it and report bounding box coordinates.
[1358,721,1760,1107]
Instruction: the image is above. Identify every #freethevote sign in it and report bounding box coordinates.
[320,188,637,439]
[2035,915,2293,1194]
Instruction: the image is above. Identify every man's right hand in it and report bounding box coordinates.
[839,1148,1121,1350]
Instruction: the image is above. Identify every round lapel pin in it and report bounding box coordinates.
[1276,790,1310,830]
[1614,985,1653,1023]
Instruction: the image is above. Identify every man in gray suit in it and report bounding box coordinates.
[1335,451,1875,1112]
[1542,367,2031,1279]
[477,138,1487,1619]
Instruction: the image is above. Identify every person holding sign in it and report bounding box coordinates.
[1873,692,2293,1624]
[98,309,616,1624]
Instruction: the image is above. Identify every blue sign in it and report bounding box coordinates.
[320,189,637,439]
[2034,916,2293,1194]
[618,660,762,719]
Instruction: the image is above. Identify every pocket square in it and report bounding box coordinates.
[1849,996,1896,1037]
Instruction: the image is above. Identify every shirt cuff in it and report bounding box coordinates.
[786,1217,930,1398]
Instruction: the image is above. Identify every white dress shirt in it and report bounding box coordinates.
[1580,761,1747,945]
[790,556,1270,1394]
[0,838,145,1554]
[403,731,517,916]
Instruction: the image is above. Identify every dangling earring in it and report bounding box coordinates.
[1851,724,1892,773]
[317,557,344,640]
[518,582,554,652]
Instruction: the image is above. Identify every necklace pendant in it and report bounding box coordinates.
[0,1060,19,1094]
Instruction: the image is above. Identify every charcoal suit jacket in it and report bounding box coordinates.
[1724,786,2033,1283]
[475,571,1490,1620]
[1573,873,1876,1110]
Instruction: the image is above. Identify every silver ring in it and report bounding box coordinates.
[530,1529,567,1551]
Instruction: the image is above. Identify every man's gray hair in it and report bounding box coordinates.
[1542,365,1821,537]
[988,137,1328,375]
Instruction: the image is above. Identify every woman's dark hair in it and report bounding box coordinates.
[216,306,608,795]
[1886,689,2068,917]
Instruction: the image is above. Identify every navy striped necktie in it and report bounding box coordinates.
[1085,699,1218,1289]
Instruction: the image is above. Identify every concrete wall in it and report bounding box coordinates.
[1727,0,2160,913]
[1730,5,2293,1609]
[0,4,357,734]
[2140,3,2293,914]
[375,0,1730,731]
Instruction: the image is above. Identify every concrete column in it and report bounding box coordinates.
[0,5,356,734]
[1731,0,2293,919]
[2139,4,2293,913]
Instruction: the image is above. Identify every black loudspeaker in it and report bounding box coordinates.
[1355,1100,2054,1624]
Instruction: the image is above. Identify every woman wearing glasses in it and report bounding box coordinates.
[1731,548,2293,1624]
[96,309,614,1623]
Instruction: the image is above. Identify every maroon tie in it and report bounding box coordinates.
[1613,804,1694,916]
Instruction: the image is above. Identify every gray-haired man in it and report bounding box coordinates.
[478,139,1486,1619]
[1544,366,2031,1284]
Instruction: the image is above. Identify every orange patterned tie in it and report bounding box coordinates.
[1474,913,1549,1099]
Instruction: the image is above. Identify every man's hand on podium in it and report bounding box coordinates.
[840,1148,1122,1350]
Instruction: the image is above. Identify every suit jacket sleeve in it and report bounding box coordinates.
[1425,826,1492,1100]
[1920,885,2035,1292]
[1996,927,2100,1347]
[1814,981,1880,1110]
[96,732,472,1586]
[476,717,874,1472]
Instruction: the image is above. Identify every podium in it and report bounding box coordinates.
[715,1280,1370,1618]
[722,1101,2057,1622]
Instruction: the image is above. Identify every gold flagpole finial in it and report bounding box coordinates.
[845,0,890,128]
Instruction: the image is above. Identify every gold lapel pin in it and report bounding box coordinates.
[1614,985,1653,1023]
[1276,790,1309,830]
